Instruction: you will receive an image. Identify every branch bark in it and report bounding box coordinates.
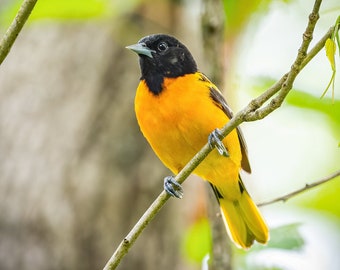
[258,170,340,207]
[103,0,339,269]
[0,0,38,65]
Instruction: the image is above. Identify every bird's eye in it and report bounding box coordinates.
[157,42,168,52]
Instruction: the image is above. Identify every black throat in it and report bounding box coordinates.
[140,66,165,95]
[135,34,198,95]
[139,57,197,95]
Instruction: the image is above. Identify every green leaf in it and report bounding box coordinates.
[265,223,304,250]
[286,90,340,147]
[222,0,269,38]
[286,89,340,123]
[181,218,212,263]
[240,223,304,252]
[1,0,111,23]
[325,38,336,71]
[233,224,303,270]
[320,72,336,101]
[321,16,340,102]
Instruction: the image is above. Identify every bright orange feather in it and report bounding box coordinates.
[130,34,269,249]
[135,73,242,200]
[135,72,269,248]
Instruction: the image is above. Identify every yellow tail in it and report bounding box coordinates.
[218,187,269,249]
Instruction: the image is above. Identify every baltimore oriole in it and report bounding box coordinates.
[126,34,269,249]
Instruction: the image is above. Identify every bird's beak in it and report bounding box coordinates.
[126,43,155,58]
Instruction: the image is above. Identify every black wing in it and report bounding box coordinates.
[208,82,252,173]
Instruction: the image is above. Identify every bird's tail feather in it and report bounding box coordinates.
[217,186,269,249]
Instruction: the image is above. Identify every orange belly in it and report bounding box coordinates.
[134,74,243,200]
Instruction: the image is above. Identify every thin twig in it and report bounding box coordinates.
[0,0,38,65]
[258,170,340,207]
[300,26,336,70]
[242,0,322,122]
[103,191,171,269]
[103,144,211,269]
[103,0,337,269]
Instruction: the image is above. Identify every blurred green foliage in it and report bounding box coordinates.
[0,0,339,269]
[321,16,340,102]
[182,218,305,268]
[0,0,111,24]
[233,224,304,270]
[252,77,340,217]
[222,0,291,38]
[181,218,212,263]
[255,223,304,250]
[286,89,340,125]
[297,175,340,217]
[223,0,267,37]
[253,77,340,138]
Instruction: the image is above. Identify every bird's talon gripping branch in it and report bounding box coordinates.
[164,176,184,199]
[208,128,229,157]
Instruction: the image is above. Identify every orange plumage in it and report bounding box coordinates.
[128,34,269,248]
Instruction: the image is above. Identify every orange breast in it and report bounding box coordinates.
[134,73,242,198]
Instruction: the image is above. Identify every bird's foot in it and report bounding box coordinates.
[164,176,183,199]
[208,128,229,157]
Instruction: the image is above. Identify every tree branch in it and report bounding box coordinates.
[103,0,338,269]
[0,0,38,65]
[242,0,322,122]
[258,170,340,207]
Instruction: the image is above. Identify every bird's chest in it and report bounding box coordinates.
[134,79,208,172]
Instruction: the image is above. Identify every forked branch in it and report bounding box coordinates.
[103,0,339,269]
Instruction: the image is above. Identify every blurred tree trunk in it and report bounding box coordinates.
[0,0,264,269]
[201,0,233,269]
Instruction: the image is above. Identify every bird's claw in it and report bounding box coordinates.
[164,176,184,199]
[208,128,229,157]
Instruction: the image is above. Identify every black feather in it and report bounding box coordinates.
[136,34,197,95]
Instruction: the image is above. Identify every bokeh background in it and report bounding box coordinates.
[0,0,339,269]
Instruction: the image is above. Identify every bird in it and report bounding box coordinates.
[126,34,269,249]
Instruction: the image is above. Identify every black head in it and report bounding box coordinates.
[126,34,198,95]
